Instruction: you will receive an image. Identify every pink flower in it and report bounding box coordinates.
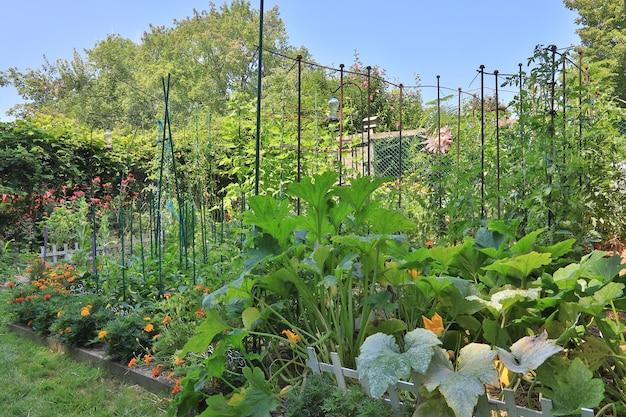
[92,176,101,185]
[103,183,112,190]
[1,194,9,204]
[73,191,85,199]
[90,198,101,205]
[422,126,453,154]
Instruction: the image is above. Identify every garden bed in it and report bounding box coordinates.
[7,321,173,395]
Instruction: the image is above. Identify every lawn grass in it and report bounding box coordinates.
[0,291,169,417]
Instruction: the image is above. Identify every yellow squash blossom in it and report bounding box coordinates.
[422,313,444,336]
[281,329,301,344]
[495,359,511,387]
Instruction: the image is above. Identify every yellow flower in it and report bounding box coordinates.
[144,323,154,333]
[57,310,65,318]
[162,315,172,326]
[98,330,108,340]
[174,356,185,366]
[143,316,151,321]
[80,304,93,317]
[422,313,444,336]
[495,359,511,387]
[281,329,301,344]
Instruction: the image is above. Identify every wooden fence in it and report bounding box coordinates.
[305,347,594,417]
[39,243,121,264]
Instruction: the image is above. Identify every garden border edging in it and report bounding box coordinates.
[7,322,173,395]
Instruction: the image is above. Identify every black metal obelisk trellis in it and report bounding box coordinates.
[254,0,264,196]
[479,65,486,219]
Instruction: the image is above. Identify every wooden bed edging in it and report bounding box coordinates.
[7,322,173,395]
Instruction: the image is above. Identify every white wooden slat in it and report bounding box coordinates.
[52,244,58,263]
[306,347,321,374]
[330,352,346,390]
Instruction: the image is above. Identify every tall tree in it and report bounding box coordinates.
[564,0,626,104]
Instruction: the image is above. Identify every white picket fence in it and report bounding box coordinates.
[39,243,121,264]
[305,347,594,417]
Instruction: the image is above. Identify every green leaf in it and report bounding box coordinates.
[241,367,278,417]
[579,282,625,314]
[356,333,410,398]
[496,331,562,374]
[243,196,296,247]
[423,344,497,417]
[483,251,552,280]
[364,205,414,234]
[242,307,261,330]
[181,310,230,356]
[404,328,442,374]
[482,318,510,347]
[413,397,456,417]
[539,238,576,258]
[467,288,541,313]
[510,228,545,255]
[550,358,604,416]
[357,329,441,398]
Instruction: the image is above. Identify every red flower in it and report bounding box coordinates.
[44,294,52,301]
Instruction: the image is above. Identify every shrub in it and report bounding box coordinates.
[101,312,156,361]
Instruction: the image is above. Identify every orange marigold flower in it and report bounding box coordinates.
[143,354,153,365]
[162,315,172,326]
[80,305,92,317]
[43,294,52,301]
[14,297,25,303]
[128,357,138,368]
[67,277,75,283]
[194,284,205,293]
[174,356,185,366]
[195,308,205,318]
[63,271,72,279]
[163,292,172,299]
[151,363,163,378]
[171,378,182,395]
[281,329,302,344]
[6,281,15,289]
[98,330,108,340]
[144,323,154,333]
[422,313,445,336]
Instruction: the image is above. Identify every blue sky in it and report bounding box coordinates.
[0,0,580,120]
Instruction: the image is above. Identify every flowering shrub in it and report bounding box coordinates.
[101,312,157,361]
[50,295,110,346]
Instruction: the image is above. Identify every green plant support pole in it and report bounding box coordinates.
[138,200,146,283]
[91,204,98,291]
[578,51,583,188]
[254,0,264,196]
[548,45,557,227]
[220,195,225,244]
[129,199,134,256]
[398,83,403,209]
[519,64,526,205]
[495,70,501,219]
[436,75,442,214]
[479,65,485,220]
[240,191,245,249]
[192,202,196,285]
[199,194,207,263]
[148,193,154,258]
[296,55,302,214]
[119,204,126,302]
[366,66,372,176]
[184,200,190,270]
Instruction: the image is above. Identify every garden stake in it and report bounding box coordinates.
[457,87,461,171]
[254,0,264,195]
[366,66,372,176]
[479,65,485,219]
[119,202,126,302]
[129,199,134,256]
[148,192,154,258]
[138,199,146,282]
[436,75,442,214]
[296,54,302,214]
[578,51,583,188]
[495,70,501,219]
[519,63,526,204]
[339,64,344,186]
[548,45,557,227]
[398,83,403,208]
[192,201,196,285]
